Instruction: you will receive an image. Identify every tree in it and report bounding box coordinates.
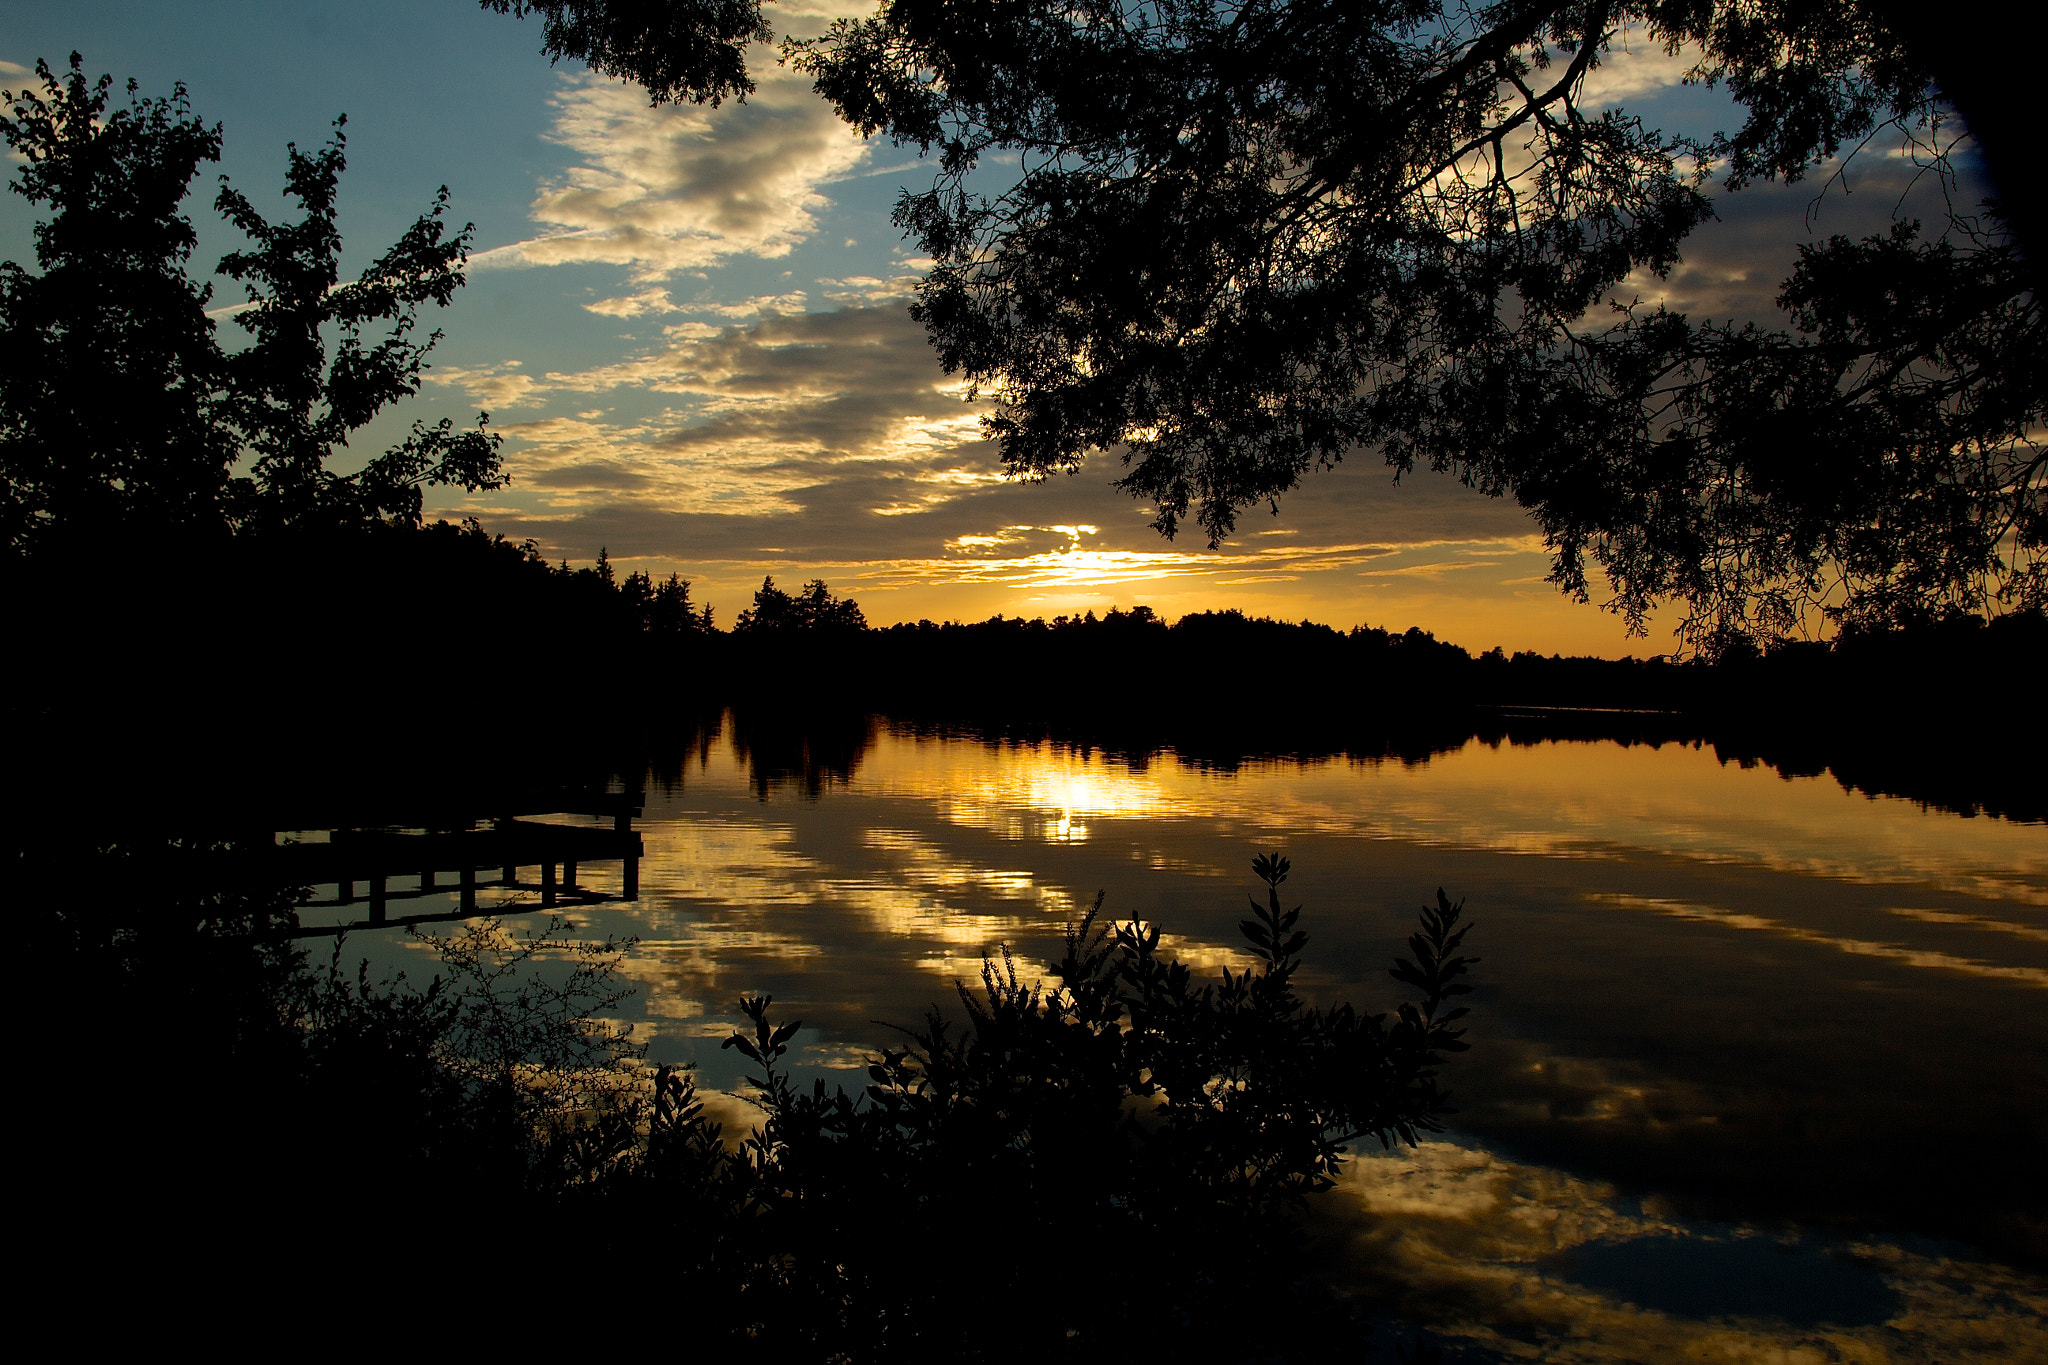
[0,58,232,548]
[644,570,716,635]
[617,562,716,636]
[734,574,869,632]
[490,1,2042,651]
[212,117,506,535]
[0,55,505,554]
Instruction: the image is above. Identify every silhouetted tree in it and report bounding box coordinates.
[0,56,505,553]
[480,0,769,106]
[490,1,2043,653]
[0,58,233,547]
[616,560,716,637]
[651,571,715,635]
[734,574,868,632]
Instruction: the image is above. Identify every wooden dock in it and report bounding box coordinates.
[267,792,644,937]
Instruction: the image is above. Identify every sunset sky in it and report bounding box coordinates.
[0,1,1981,654]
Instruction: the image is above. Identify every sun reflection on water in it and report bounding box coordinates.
[370,720,2048,1358]
[852,730,2048,903]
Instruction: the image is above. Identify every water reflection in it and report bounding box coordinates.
[1336,1140,2048,1362]
[853,733,2047,903]
[1592,893,2048,987]
[337,716,2048,1354]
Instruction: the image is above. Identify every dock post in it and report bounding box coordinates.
[370,875,388,924]
[616,807,638,899]
[421,867,435,892]
[563,858,577,891]
[460,863,476,913]
[541,861,557,907]
[337,877,353,904]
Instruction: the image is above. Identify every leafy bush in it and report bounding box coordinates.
[25,836,1471,1359]
[607,855,1476,1359]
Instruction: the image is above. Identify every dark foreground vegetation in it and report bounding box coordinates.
[21,828,1475,1358]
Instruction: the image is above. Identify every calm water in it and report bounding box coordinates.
[306,718,2048,1360]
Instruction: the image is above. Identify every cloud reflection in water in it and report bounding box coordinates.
[368,721,2048,1353]
[1336,1140,2047,1362]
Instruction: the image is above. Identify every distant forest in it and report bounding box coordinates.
[7,516,2040,825]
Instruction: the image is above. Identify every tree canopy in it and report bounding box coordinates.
[492,1,2042,652]
[735,574,870,632]
[0,55,505,555]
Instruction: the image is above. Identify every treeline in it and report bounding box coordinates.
[1,519,723,824]
[10,528,2042,821]
[711,591,2046,821]
[721,587,2045,722]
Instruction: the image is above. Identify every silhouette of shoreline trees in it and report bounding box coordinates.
[735,573,867,633]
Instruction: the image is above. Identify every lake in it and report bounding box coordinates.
[301,714,2048,1360]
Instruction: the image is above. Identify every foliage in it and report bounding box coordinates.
[209,112,500,532]
[734,572,869,632]
[547,543,720,637]
[0,57,233,547]
[482,0,769,106]
[611,554,719,635]
[628,566,718,635]
[1433,216,2042,646]
[14,813,659,1299]
[490,1,2043,653]
[269,917,646,1196]
[0,55,504,553]
[26,827,1476,1355]
[740,854,1474,1206]
[664,855,1476,1356]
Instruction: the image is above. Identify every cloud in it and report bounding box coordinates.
[470,59,869,279]
[527,460,651,492]
[488,408,823,517]
[1577,31,1699,109]
[586,287,824,320]
[440,299,1555,626]
[583,288,679,318]
[837,525,1478,596]
[435,288,1567,634]
[529,305,976,456]
[816,272,923,307]
[424,359,543,409]
[697,291,812,319]
[439,306,996,528]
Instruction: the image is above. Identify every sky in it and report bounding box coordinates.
[0,1,1979,655]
